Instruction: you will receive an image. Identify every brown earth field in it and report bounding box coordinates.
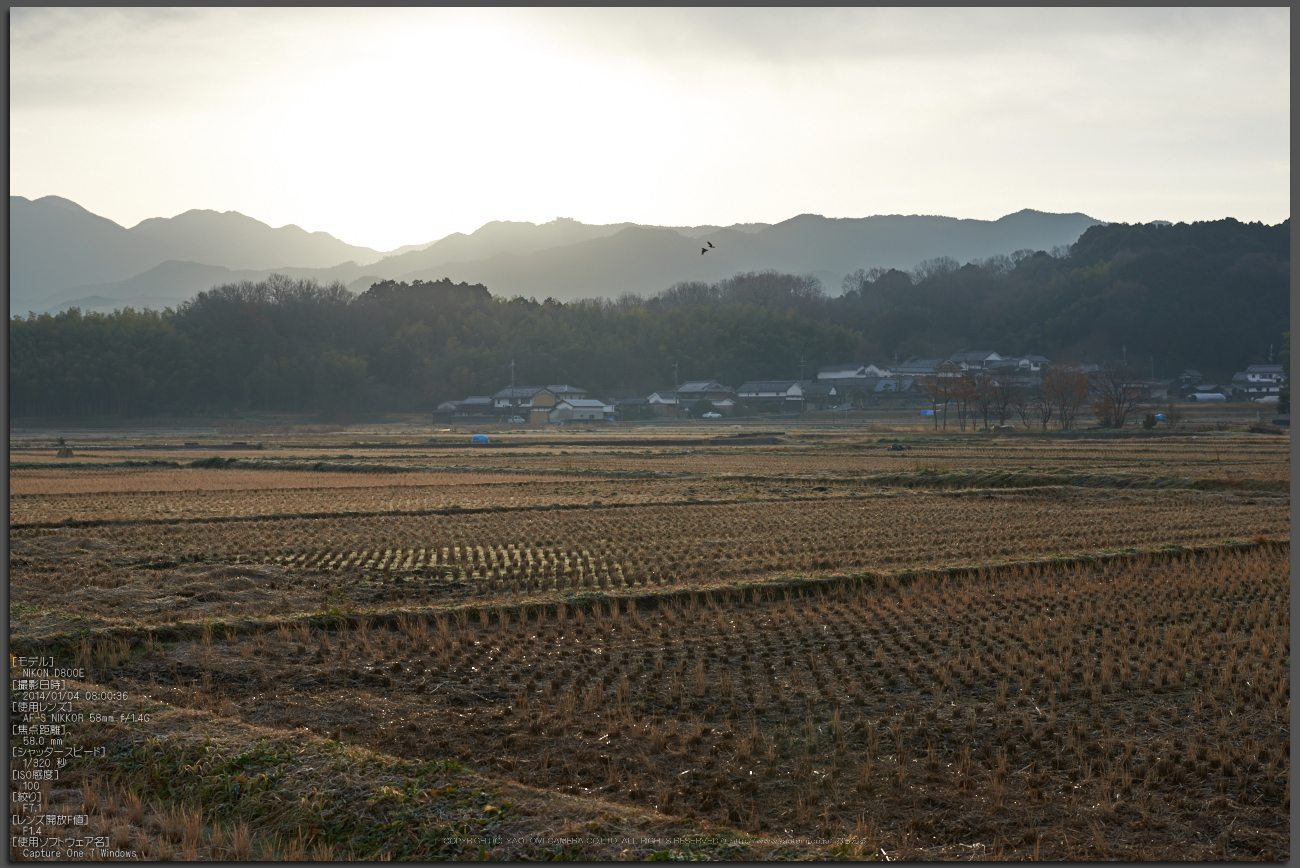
[8,427,1290,860]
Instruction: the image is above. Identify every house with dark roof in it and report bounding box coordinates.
[432,394,497,423]
[1176,370,1205,397]
[895,358,944,376]
[873,377,915,394]
[1229,364,1286,400]
[455,396,495,415]
[801,381,840,409]
[1020,355,1051,371]
[949,350,1003,370]
[817,363,867,381]
[549,398,614,423]
[737,380,837,413]
[492,386,547,409]
[991,355,1051,374]
[674,381,736,402]
[612,395,652,420]
[646,381,737,416]
[492,384,588,411]
[545,384,589,401]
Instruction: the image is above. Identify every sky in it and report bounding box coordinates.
[9,7,1291,251]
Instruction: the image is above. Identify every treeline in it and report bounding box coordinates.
[635,218,1289,373]
[9,275,857,418]
[9,218,1288,419]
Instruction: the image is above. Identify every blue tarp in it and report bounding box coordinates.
[920,410,935,416]
[471,434,490,443]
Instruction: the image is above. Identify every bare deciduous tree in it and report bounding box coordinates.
[1031,387,1054,431]
[1163,400,1185,429]
[992,376,1019,426]
[1045,364,1091,430]
[952,371,982,432]
[1091,366,1145,428]
[977,371,1002,429]
[915,375,946,431]
[1009,382,1034,430]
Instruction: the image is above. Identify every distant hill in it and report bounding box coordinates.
[365,217,638,278]
[10,196,161,310]
[128,208,387,271]
[10,195,1102,313]
[9,196,388,314]
[369,210,1101,302]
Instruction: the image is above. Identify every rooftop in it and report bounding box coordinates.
[737,380,817,394]
[556,398,610,408]
[675,380,734,393]
[492,386,547,398]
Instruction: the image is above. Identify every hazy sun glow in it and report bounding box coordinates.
[10,8,1290,250]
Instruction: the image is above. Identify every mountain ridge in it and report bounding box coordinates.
[11,195,1102,314]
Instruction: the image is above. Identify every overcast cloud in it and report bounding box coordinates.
[9,8,1290,250]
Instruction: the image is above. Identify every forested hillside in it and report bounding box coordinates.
[10,219,1287,419]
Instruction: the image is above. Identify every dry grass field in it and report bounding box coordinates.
[9,425,1290,860]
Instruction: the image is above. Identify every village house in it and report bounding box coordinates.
[894,358,944,376]
[873,376,916,395]
[492,386,546,410]
[646,381,738,417]
[646,390,687,418]
[612,395,652,420]
[1019,355,1051,372]
[835,375,881,400]
[949,350,1004,370]
[454,395,495,415]
[802,381,840,409]
[816,363,868,382]
[990,355,1051,374]
[549,398,614,423]
[432,394,496,423]
[736,380,837,413]
[1229,364,1286,401]
[492,384,588,412]
[1137,379,1175,402]
[672,380,738,411]
[817,364,895,404]
[1176,370,1205,396]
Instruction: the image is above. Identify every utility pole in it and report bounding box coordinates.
[1122,345,1127,367]
[798,356,806,380]
[1150,354,1154,379]
[673,360,680,418]
[510,359,515,389]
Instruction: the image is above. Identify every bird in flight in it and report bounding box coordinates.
[707,241,715,248]
[701,247,709,255]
